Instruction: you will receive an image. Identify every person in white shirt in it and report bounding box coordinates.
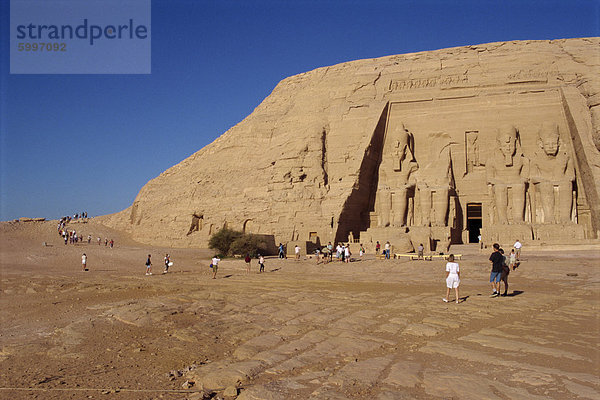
[384,241,391,259]
[81,253,87,271]
[513,240,522,260]
[344,244,351,263]
[211,255,220,279]
[443,254,460,304]
[295,245,301,260]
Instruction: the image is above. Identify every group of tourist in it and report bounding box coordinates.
[97,237,115,248]
[442,239,522,303]
[60,228,114,248]
[374,241,392,259]
[72,212,88,220]
[280,242,371,264]
[244,253,265,274]
[59,228,80,244]
[82,237,525,303]
[141,252,263,279]
[487,239,521,298]
[59,212,89,225]
[58,215,114,250]
[334,243,352,263]
[317,242,368,264]
[143,253,174,276]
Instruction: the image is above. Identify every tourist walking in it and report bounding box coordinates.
[443,254,460,303]
[344,244,351,263]
[375,241,381,255]
[81,253,88,271]
[417,243,424,260]
[295,245,301,260]
[327,242,333,262]
[258,254,265,273]
[211,255,220,279]
[500,248,510,296]
[163,254,171,274]
[385,241,391,259]
[244,253,252,273]
[509,249,517,270]
[359,244,365,259]
[278,243,285,259]
[489,243,503,297]
[513,239,522,260]
[145,254,152,275]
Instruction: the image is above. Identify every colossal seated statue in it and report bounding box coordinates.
[530,122,575,224]
[486,125,529,224]
[376,124,418,227]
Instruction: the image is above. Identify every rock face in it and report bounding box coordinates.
[99,38,600,250]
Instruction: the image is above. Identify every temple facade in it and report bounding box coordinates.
[354,87,591,252]
[98,39,600,252]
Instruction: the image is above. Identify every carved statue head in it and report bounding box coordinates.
[496,125,518,166]
[538,122,560,157]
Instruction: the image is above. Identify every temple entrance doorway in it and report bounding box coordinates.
[467,203,482,243]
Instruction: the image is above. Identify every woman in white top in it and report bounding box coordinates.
[443,254,460,304]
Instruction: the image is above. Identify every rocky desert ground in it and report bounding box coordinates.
[1,220,599,399]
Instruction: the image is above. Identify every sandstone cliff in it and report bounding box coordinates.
[98,38,600,248]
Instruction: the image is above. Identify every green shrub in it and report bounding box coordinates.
[230,234,268,257]
[208,228,243,256]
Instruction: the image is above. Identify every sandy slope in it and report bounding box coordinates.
[0,220,599,399]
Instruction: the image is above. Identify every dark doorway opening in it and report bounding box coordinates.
[467,203,482,243]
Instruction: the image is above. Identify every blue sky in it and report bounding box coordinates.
[1,0,599,221]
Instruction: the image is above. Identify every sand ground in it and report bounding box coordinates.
[0,220,599,400]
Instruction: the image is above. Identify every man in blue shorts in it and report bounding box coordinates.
[489,243,503,297]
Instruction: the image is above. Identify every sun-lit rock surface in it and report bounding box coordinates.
[99,38,600,250]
